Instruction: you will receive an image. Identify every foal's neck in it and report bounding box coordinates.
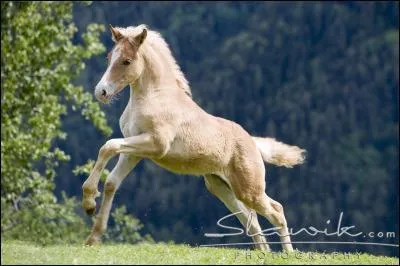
[131,44,178,100]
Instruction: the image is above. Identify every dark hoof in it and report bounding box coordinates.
[85,207,96,216]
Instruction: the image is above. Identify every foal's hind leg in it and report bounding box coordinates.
[204,174,270,251]
[250,194,293,252]
[229,162,294,252]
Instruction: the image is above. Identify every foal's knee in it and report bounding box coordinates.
[99,139,119,158]
[234,191,260,209]
[104,181,117,195]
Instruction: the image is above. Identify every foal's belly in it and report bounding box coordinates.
[150,156,219,176]
[150,137,229,176]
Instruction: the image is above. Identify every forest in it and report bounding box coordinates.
[1,1,399,257]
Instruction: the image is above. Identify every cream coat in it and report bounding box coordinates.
[82,25,305,252]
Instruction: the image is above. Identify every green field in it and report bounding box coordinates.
[1,241,398,265]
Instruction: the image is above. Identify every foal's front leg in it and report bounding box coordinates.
[82,133,168,215]
[85,154,141,245]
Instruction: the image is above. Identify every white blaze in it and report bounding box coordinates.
[98,47,120,86]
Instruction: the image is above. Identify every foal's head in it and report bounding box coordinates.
[95,25,147,103]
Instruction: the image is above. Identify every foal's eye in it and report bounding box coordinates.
[122,60,131,66]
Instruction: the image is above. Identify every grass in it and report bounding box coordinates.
[1,240,398,265]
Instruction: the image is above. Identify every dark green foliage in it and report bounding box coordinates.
[104,205,154,244]
[1,192,89,245]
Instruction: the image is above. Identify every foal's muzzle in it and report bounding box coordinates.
[95,82,115,103]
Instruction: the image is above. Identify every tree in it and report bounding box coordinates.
[1,1,111,243]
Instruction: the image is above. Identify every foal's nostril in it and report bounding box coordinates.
[101,89,107,97]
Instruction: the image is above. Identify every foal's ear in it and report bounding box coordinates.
[134,28,147,46]
[109,24,123,43]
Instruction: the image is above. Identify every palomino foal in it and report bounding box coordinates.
[82,24,305,252]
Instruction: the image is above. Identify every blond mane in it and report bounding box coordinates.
[116,24,192,98]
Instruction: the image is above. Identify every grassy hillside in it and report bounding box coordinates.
[1,241,398,265]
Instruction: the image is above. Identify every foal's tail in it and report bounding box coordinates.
[252,137,306,168]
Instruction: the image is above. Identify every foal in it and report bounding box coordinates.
[82,24,305,252]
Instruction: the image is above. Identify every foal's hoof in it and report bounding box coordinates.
[82,198,97,216]
[85,236,101,246]
[85,207,96,216]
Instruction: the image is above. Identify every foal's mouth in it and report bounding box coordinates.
[99,94,114,104]
[98,90,122,104]
[99,95,112,104]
